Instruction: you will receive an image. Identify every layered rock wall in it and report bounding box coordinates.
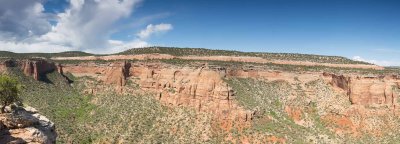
[21,60,57,80]
[63,62,255,129]
[0,59,58,80]
[62,61,131,86]
[325,73,400,107]
[130,63,255,122]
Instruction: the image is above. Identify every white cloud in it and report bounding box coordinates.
[352,56,400,66]
[137,23,173,39]
[0,0,52,41]
[0,0,173,54]
[39,0,141,51]
[94,39,149,54]
[0,40,74,53]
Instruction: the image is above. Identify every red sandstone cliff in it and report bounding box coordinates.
[18,59,400,139]
[0,59,59,80]
[324,72,400,108]
[19,60,57,81]
[62,62,256,131]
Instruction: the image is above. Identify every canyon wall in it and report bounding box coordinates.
[21,60,57,80]
[12,59,400,139]
[62,62,255,130]
[3,59,399,117]
[324,73,400,108]
[131,63,253,122]
[1,59,59,81]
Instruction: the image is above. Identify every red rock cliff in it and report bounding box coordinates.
[130,63,254,130]
[20,60,57,80]
[325,73,400,107]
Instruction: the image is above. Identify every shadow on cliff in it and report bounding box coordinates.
[38,72,54,84]
[38,71,74,85]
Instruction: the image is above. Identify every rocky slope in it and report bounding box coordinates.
[0,104,56,143]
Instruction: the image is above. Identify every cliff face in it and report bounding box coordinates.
[131,64,254,124]
[317,72,400,137]
[63,62,255,130]
[0,60,16,74]
[62,61,131,92]
[102,61,130,87]
[20,60,57,81]
[0,104,57,143]
[325,73,400,107]
[0,59,59,81]
[51,60,400,141]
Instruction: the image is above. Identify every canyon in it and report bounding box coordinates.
[0,49,399,143]
[57,59,400,142]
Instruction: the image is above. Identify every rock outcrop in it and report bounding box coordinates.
[0,59,59,81]
[63,62,255,130]
[102,61,130,87]
[130,63,254,130]
[324,73,400,107]
[62,61,131,92]
[58,60,400,139]
[0,104,56,144]
[20,60,57,81]
[0,60,16,74]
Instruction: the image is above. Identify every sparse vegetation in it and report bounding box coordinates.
[119,47,372,65]
[226,78,337,143]
[6,67,218,143]
[1,47,399,143]
[1,47,376,65]
[0,51,95,59]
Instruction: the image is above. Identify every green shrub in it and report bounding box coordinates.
[0,75,21,113]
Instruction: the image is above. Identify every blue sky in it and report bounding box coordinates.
[0,0,399,66]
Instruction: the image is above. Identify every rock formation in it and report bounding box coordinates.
[102,61,130,86]
[54,60,400,139]
[63,62,255,130]
[130,63,255,131]
[0,59,58,81]
[324,73,400,107]
[0,104,56,143]
[20,60,57,81]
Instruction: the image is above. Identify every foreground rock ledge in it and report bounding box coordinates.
[0,104,56,144]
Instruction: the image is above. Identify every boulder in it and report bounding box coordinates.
[0,105,56,144]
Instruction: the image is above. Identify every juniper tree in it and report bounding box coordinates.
[0,75,21,113]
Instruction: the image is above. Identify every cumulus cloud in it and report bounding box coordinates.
[0,0,52,41]
[40,0,141,51]
[137,23,173,39]
[0,0,173,54]
[352,56,400,66]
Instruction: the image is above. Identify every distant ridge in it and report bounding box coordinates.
[119,47,372,65]
[0,51,94,59]
[1,46,371,65]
